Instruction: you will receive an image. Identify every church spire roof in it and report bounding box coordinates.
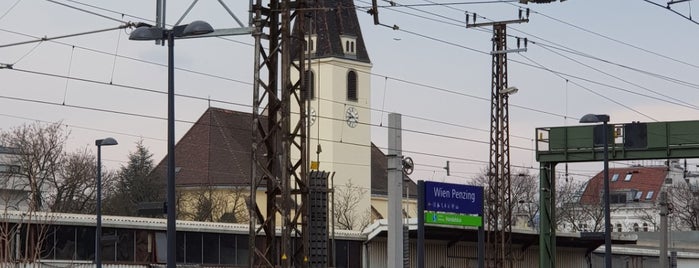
[293,0,371,63]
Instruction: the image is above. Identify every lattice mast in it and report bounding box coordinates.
[467,11,528,268]
[250,0,309,267]
[487,23,513,268]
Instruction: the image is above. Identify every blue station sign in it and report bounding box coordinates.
[424,181,483,215]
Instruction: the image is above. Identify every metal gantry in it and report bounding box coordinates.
[536,120,699,268]
[250,0,310,267]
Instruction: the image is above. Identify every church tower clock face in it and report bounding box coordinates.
[345,106,359,128]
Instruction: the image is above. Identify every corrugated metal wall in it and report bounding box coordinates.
[367,239,590,268]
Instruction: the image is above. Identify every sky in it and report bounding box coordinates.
[0,0,698,186]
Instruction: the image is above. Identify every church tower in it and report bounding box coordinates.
[292,0,372,229]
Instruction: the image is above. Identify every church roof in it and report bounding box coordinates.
[371,143,418,197]
[151,107,413,195]
[151,108,256,187]
[292,0,371,63]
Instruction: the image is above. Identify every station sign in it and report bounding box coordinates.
[424,181,483,215]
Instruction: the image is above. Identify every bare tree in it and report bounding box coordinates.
[0,122,68,211]
[511,171,539,228]
[557,178,626,232]
[333,180,370,230]
[220,186,250,223]
[472,168,540,228]
[0,122,85,264]
[181,183,223,222]
[555,180,604,232]
[48,147,108,213]
[0,211,55,264]
[667,181,699,230]
[178,184,250,223]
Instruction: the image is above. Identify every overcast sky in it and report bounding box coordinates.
[1,0,698,186]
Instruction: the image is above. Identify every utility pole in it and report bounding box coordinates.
[250,0,310,267]
[388,113,405,268]
[467,10,528,268]
[660,191,669,268]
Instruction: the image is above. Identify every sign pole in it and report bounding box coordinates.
[478,187,485,268]
[417,180,425,268]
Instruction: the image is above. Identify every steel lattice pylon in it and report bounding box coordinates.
[486,23,513,268]
[249,0,310,267]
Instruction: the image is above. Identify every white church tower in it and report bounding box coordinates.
[292,0,373,229]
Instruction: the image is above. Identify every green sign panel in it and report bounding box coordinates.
[424,212,482,227]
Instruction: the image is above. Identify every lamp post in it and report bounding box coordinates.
[95,137,118,268]
[579,113,611,268]
[129,20,213,268]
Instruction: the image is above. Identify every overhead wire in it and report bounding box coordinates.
[55,0,254,47]
[1,65,536,155]
[0,16,567,136]
[0,27,253,86]
[535,42,699,110]
[2,1,610,125]
[40,0,699,124]
[0,24,133,49]
[0,91,517,179]
[533,42,699,90]
[641,0,699,26]
[0,0,22,22]
[0,112,165,142]
[45,0,126,24]
[0,27,538,157]
[360,0,519,8]
[516,53,658,121]
[409,0,699,105]
[0,3,608,173]
[506,2,699,70]
[366,0,696,119]
[6,1,688,176]
[0,2,686,196]
[416,0,699,105]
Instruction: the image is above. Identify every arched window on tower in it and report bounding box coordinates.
[633,223,640,232]
[616,223,622,232]
[347,71,357,101]
[642,222,649,232]
[304,70,315,100]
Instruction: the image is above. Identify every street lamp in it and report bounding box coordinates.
[499,86,519,95]
[129,20,213,268]
[579,113,611,268]
[95,137,118,268]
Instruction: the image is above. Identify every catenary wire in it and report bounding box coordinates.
[40,0,699,123]
[4,2,688,172]
[0,0,22,22]
[12,2,677,127]
[508,2,699,69]
[641,0,699,26]
[515,53,658,121]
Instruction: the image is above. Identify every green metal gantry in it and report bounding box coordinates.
[536,120,699,268]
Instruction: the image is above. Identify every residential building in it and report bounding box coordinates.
[0,146,29,211]
[576,160,695,233]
